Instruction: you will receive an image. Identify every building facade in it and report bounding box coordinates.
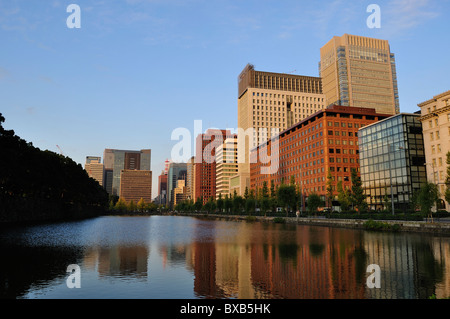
[216,137,239,199]
[359,113,427,211]
[250,105,391,209]
[103,149,151,196]
[119,170,152,204]
[173,179,188,207]
[167,162,187,208]
[320,34,400,115]
[418,90,450,211]
[237,64,326,196]
[157,172,168,206]
[195,129,234,204]
[187,156,196,201]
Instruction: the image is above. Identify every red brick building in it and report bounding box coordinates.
[195,129,235,204]
[250,105,391,206]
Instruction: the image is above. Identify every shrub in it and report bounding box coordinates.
[363,220,401,232]
[273,217,286,224]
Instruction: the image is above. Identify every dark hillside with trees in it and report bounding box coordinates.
[0,113,109,224]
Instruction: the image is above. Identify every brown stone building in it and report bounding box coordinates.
[195,129,235,204]
[119,170,152,204]
[250,105,391,208]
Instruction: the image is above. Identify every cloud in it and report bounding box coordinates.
[381,0,440,36]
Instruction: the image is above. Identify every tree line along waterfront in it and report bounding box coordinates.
[0,114,109,224]
[169,167,450,222]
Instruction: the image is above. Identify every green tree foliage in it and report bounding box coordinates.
[417,182,440,220]
[224,194,232,214]
[137,198,146,213]
[326,171,333,209]
[337,181,350,212]
[307,193,323,216]
[0,113,109,223]
[277,184,296,216]
[114,198,128,212]
[350,168,367,213]
[216,193,224,213]
[232,195,244,214]
[194,197,203,211]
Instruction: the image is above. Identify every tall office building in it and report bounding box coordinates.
[167,162,187,208]
[173,179,188,207]
[85,156,104,186]
[119,170,152,204]
[359,113,427,211]
[237,64,326,195]
[195,129,235,204]
[216,137,238,199]
[418,90,450,211]
[320,34,400,115]
[250,105,391,210]
[157,172,168,206]
[187,156,196,201]
[103,148,152,196]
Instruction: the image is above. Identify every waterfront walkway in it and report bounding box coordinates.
[174,213,450,236]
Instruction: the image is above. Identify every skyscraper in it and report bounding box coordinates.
[119,170,153,204]
[85,156,104,186]
[195,129,234,204]
[216,137,238,199]
[320,34,400,115]
[103,148,152,196]
[167,162,187,208]
[237,64,326,195]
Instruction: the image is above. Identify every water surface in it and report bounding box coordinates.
[1,215,449,299]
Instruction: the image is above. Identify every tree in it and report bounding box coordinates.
[337,181,350,212]
[232,195,244,214]
[137,198,146,213]
[128,200,137,212]
[307,193,323,216]
[224,194,232,214]
[326,171,334,209]
[245,197,256,216]
[217,193,224,213]
[270,180,276,199]
[350,168,367,213]
[114,198,127,212]
[244,187,249,200]
[194,197,203,211]
[418,182,440,221]
[261,181,269,199]
[277,184,296,216]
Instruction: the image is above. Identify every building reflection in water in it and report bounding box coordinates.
[83,246,149,281]
[156,221,450,299]
[79,218,450,299]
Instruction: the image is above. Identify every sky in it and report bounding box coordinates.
[1,0,449,198]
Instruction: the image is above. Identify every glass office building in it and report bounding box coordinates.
[359,113,427,211]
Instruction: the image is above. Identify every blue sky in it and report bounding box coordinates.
[1,0,449,198]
